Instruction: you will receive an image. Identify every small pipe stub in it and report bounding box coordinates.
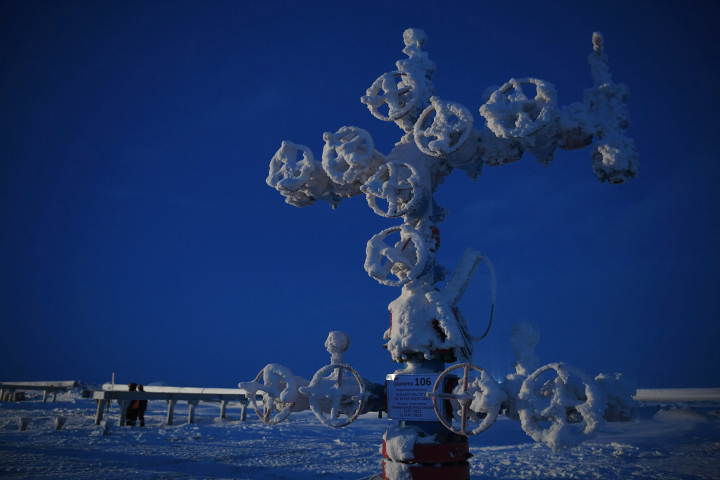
[325,331,350,365]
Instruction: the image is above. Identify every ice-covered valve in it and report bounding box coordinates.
[361,161,425,218]
[427,363,506,436]
[325,331,350,365]
[414,96,475,158]
[239,364,299,426]
[364,225,428,286]
[361,71,418,122]
[517,362,606,452]
[299,331,368,428]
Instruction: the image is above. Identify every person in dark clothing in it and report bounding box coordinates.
[126,383,140,426]
[137,385,148,427]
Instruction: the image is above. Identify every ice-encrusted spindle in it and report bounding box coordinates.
[325,331,350,365]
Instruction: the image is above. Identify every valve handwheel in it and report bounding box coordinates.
[364,225,428,286]
[517,362,605,451]
[414,96,475,158]
[299,363,367,428]
[361,71,417,122]
[239,364,298,426]
[361,162,424,218]
[267,141,318,192]
[480,78,559,141]
[427,363,503,436]
[322,126,376,185]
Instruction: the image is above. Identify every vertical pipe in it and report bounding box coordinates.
[95,399,106,425]
[167,399,176,425]
[118,399,128,426]
[188,401,197,424]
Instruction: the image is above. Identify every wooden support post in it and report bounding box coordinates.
[43,390,48,402]
[0,389,4,401]
[167,399,176,425]
[188,400,198,424]
[52,392,57,402]
[220,400,228,419]
[95,399,107,425]
[240,400,247,421]
[118,399,128,426]
[8,390,15,402]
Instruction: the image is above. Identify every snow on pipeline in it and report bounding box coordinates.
[0,389,719,479]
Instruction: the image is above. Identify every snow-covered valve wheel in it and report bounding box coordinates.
[480,78,559,141]
[518,362,606,451]
[267,141,318,192]
[361,71,417,121]
[414,96,474,158]
[364,225,428,286]
[322,126,376,185]
[298,363,367,428]
[361,162,425,218]
[238,364,299,426]
[427,363,505,436]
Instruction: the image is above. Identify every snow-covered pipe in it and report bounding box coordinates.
[101,384,249,395]
[634,388,720,402]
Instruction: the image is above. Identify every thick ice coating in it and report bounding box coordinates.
[482,78,558,138]
[322,127,384,186]
[325,331,350,365]
[239,363,300,426]
[518,363,607,452]
[383,425,418,462]
[383,459,412,480]
[500,322,640,449]
[414,96,474,157]
[384,248,495,362]
[448,370,507,433]
[299,363,368,428]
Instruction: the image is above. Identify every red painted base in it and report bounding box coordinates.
[381,439,472,463]
[382,459,470,480]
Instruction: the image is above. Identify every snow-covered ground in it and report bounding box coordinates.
[1,390,719,479]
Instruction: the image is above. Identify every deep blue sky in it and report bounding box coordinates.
[1,1,718,390]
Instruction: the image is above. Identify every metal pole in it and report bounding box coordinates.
[167,399,176,425]
[118,399,128,426]
[188,401,198,424]
[95,399,106,425]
